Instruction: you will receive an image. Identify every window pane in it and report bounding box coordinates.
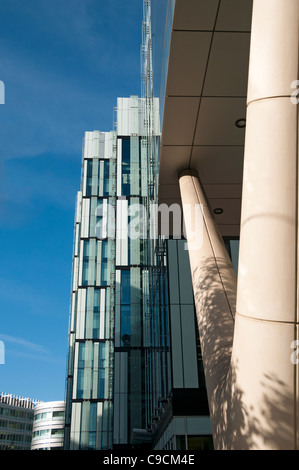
[103,161,110,196]
[98,343,107,399]
[53,411,64,419]
[51,428,64,436]
[121,305,131,346]
[176,435,186,450]
[121,270,130,304]
[187,435,214,450]
[122,139,130,196]
[86,160,93,197]
[230,239,239,275]
[89,403,97,432]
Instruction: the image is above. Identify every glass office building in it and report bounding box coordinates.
[63,103,216,450]
[64,95,161,449]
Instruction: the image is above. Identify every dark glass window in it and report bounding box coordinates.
[101,241,108,286]
[86,160,93,197]
[103,160,110,196]
[89,403,97,434]
[88,432,96,450]
[98,343,106,398]
[82,240,90,286]
[223,237,239,275]
[121,270,130,304]
[96,199,103,239]
[77,343,86,399]
[122,139,130,196]
[93,289,101,338]
[53,411,64,419]
[120,305,131,346]
[120,270,131,346]
[176,435,186,450]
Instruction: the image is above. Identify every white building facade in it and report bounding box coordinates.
[31,401,65,450]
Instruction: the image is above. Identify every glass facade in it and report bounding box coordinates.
[64,130,117,450]
[224,237,240,276]
[64,96,161,449]
[151,0,176,127]
[113,129,154,446]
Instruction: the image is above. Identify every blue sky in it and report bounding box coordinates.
[0,0,143,402]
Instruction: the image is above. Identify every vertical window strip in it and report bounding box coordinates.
[91,159,99,197]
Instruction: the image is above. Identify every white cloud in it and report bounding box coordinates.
[0,333,48,354]
[0,333,66,366]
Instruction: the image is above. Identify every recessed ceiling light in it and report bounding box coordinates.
[214,208,223,215]
[235,118,246,128]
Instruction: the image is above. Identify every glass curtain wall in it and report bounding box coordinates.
[64,131,117,450]
[141,0,172,436]
[114,111,161,446]
[114,134,148,446]
[65,94,161,449]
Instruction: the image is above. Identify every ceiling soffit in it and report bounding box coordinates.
[158,0,253,236]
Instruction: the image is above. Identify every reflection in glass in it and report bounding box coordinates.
[101,241,108,286]
[86,160,93,197]
[122,139,130,196]
[98,342,107,399]
[103,160,110,196]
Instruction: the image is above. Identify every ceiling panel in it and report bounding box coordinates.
[190,145,244,184]
[173,0,220,31]
[158,0,253,238]
[203,32,250,97]
[158,184,181,200]
[193,97,247,146]
[159,145,193,182]
[162,96,200,146]
[216,0,253,32]
[208,198,242,225]
[217,225,240,237]
[166,31,212,96]
[203,184,243,199]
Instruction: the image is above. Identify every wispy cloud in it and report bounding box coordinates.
[0,334,48,354]
[0,0,141,162]
[0,333,66,366]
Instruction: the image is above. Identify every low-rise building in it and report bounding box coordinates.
[31,401,65,450]
[0,393,38,450]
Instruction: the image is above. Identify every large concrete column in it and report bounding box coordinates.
[233,0,299,450]
[178,169,237,446]
[179,0,299,450]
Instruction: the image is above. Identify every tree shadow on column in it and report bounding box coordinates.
[213,366,295,450]
[192,257,295,450]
